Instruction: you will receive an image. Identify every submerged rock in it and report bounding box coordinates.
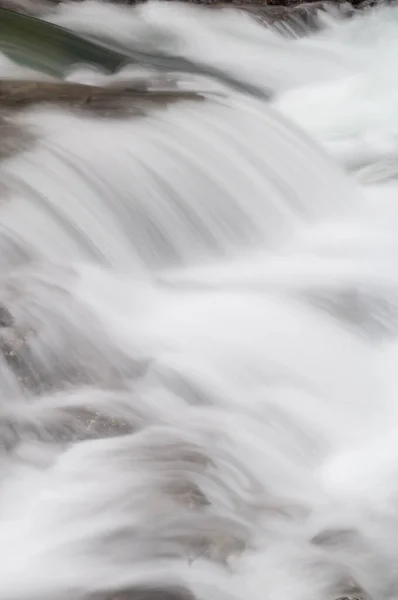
[0,114,35,159]
[0,7,129,77]
[0,0,60,16]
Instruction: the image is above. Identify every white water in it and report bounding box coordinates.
[2,2,398,600]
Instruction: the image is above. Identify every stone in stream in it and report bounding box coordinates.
[0,78,203,175]
[94,585,198,600]
[0,79,203,115]
[210,0,354,31]
[0,305,14,327]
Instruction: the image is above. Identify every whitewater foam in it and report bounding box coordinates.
[1,3,398,600]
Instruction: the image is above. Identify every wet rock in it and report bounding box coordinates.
[212,0,354,30]
[0,305,14,327]
[0,266,150,396]
[0,79,203,115]
[97,585,197,600]
[0,324,38,390]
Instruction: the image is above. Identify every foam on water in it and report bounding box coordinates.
[1,2,398,600]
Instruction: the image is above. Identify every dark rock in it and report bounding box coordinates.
[97,585,197,600]
[0,79,203,115]
[0,305,14,328]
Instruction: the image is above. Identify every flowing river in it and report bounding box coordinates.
[1,2,398,600]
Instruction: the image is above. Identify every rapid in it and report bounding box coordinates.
[1,2,398,600]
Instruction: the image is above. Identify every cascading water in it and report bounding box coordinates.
[1,2,398,600]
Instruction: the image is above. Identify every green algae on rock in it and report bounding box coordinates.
[0,7,128,76]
